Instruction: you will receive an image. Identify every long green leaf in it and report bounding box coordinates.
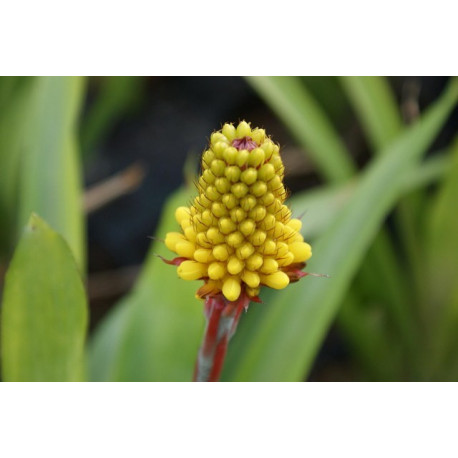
[0,77,35,257]
[339,76,418,372]
[427,137,458,306]
[1,214,88,381]
[249,76,408,346]
[246,76,355,183]
[89,188,205,381]
[224,78,458,381]
[284,153,449,242]
[18,76,86,270]
[340,76,403,152]
[81,76,145,157]
[425,137,458,378]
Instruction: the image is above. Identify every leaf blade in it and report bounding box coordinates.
[89,187,205,381]
[18,76,86,270]
[246,76,355,183]
[1,214,88,382]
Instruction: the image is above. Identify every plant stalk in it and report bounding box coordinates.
[193,293,250,382]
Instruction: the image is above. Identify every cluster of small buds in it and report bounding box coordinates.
[165,121,312,302]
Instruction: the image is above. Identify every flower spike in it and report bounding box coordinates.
[164,121,314,381]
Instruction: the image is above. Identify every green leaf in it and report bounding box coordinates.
[340,76,403,152]
[89,187,205,381]
[1,214,88,381]
[246,76,355,183]
[0,77,35,257]
[427,138,458,304]
[284,154,449,242]
[81,76,145,157]
[224,78,458,381]
[17,76,86,270]
[425,137,458,375]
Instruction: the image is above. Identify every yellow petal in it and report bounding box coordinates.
[242,270,260,288]
[184,226,197,243]
[175,207,190,225]
[177,261,207,281]
[260,258,278,274]
[194,248,214,263]
[236,121,251,138]
[237,243,254,260]
[289,242,312,262]
[165,232,185,252]
[222,277,241,302]
[175,241,196,258]
[239,219,255,236]
[246,253,263,271]
[222,123,236,141]
[213,244,230,261]
[227,256,244,275]
[208,262,226,280]
[261,271,290,289]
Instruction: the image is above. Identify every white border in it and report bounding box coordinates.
[1,1,457,75]
[1,383,456,457]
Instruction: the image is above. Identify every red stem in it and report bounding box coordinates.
[193,293,250,382]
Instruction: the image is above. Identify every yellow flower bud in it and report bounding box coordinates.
[242,270,260,288]
[194,248,214,263]
[261,271,290,290]
[210,159,226,176]
[240,168,258,185]
[218,217,236,234]
[250,128,266,144]
[175,207,190,225]
[235,149,250,167]
[250,181,268,197]
[206,227,225,244]
[226,231,244,247]
[222,146,237,164]
[208,262,226,280]
[248,148,265,167]
[214,178,231,194]
[227,256,244,275]
[230,207,247,223]
[287,218,302,232]
[211,202,227,218]
[239,219,255,236]
[240,195,257,211]
[237,243,254,260]
[213,244,230,261]
[289,242,312,262]
[222,193,238,210]
[222,123,236,141]
[250,230,267,246]
[236,121,251,138]
[257,163,275,181]
[231,183,249,199]
[260,258,278,274]
[246,253,263,271]
[223,276,241,302]
[175,241,196,258]
[178,261,207,281]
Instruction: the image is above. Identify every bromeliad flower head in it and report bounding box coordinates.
[165,121,312,303]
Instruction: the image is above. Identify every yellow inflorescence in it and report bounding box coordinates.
[165,121,312,302]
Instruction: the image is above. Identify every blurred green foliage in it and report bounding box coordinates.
[0,76,457,381]
[2,214,87,381]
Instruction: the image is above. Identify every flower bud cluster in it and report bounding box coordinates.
[165,121,312,302]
